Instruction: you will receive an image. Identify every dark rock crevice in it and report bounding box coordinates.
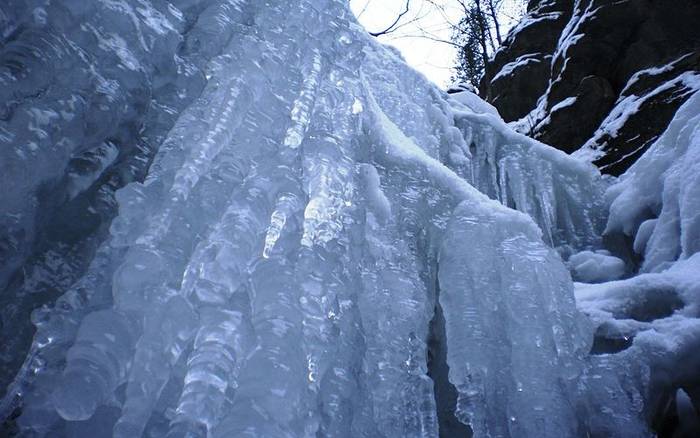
[426,277,472,438]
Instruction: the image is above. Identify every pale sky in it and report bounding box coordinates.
[350,0,525,88]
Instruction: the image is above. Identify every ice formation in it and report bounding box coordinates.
[568,250,626,283]
[606,91,700,273]
[0,0,698,437]
[578,91,700,432]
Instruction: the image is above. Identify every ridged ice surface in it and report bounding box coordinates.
[1,0,683,437]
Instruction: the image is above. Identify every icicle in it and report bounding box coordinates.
[51,310,137,421]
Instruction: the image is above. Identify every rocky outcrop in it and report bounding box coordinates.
[480,0,700,175]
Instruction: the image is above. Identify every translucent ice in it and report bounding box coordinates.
[439,199,587,436]
[0,1,682,437]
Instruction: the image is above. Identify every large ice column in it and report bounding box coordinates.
[438,198,651,437]
[360,72,648,437]
[438,198,587,437]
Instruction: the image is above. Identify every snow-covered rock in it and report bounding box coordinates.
[481,0,700,175]
[577,92,700,432]
[448,89,501,118]
[606,91,700,273]
[575,254,700,428]
[569,250,626,283]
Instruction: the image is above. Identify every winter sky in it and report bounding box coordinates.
[350,0,526,88]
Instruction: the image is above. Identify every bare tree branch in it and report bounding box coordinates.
[388,33,462,48]
[368,0,412,37]
[354,0,526,86]
[486,0,503,45]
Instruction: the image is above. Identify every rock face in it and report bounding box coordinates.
[480,0,700,175]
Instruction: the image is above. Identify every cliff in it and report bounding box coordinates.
[480,0,700,175]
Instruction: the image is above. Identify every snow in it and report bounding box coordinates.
[1,1,698,437]
[549,95,577,113]
[621,53,695,96]
[568,250,626,283]
[497,11,562,59]
[491,53,543,83]
[448,89,502,118]
[605,90,700,272]
[552,0,596,71]
[523,96,578,135]
[573,92,700,431]
[633,218,657,255]
[575,253,700,424]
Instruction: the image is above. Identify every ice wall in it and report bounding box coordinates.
[0,0,659,437]
[0,0,246,395]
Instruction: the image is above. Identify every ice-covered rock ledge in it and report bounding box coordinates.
[1,0,698,436]
[575,91,700,433]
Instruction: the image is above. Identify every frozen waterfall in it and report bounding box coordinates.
[1,0,698,437]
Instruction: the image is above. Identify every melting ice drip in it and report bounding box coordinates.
[4,0,698,437]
